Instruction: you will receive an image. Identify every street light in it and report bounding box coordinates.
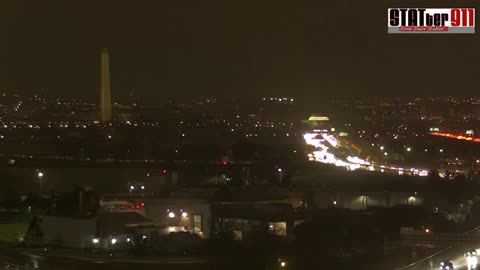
[36,170,45,194]
[277,168,283,184]
[362,196,368,209]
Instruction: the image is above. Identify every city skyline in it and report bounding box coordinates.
[0,1,478,99]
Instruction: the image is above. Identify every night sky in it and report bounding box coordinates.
[0,0,478,100]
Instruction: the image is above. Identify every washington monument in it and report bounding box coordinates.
[100,49,112,121]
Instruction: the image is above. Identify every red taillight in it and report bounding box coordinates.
[132,204,142,209]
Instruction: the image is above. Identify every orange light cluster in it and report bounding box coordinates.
[430,132,480,143]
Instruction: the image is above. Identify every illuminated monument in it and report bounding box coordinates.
[100,49,112,121]
[301,114,330,131]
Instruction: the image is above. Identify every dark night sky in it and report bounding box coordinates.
[0,0,478,100]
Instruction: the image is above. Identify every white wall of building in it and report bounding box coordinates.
[41,216,96,248]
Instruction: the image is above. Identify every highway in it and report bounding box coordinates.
[398,227,480,270]
[303,132,430,177]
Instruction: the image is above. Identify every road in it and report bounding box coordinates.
[0,249,232,270]
[398,227,480,270]
[303,132,429,176]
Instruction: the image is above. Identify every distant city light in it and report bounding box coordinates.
[130,185,135,190]
[418,170,429,176]
[181,212,188,218]
[168,212,175,218]
[37,172,44,178]
[277,168,282,172]
[111,238,117,245]
[92,238,99,244]
[431,131,480,143]
[406,147,411,152]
